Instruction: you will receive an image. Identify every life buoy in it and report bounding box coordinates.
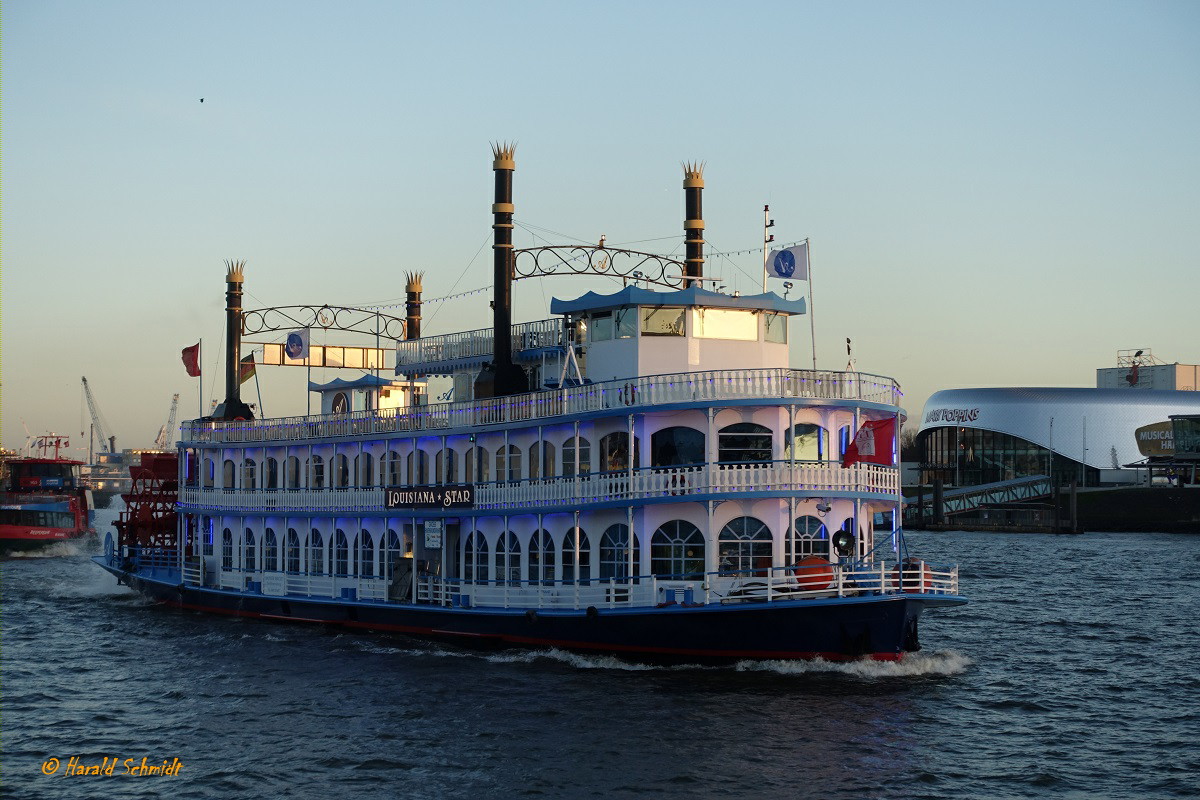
[892,558,933,593]
[791,556,836,591]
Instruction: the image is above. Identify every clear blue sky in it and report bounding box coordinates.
[3,0,1198,452]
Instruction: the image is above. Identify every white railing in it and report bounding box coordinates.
[177,462,899,514]
[395,318,564,367]
[180,367,901,445]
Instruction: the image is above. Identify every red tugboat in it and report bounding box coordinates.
[0,435,95,553]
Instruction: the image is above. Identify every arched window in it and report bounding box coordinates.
[600,432,640,472]
[386,451,401,487]
[221,528,233,570]
[563,436,591,477]
[786,424,829,462]
[718,516,773,574]
[332,454,350,489]
[308,455,324,489]
[355,453,374,488]
[203,458,215,488]
[495,531,521,585]
[244,529,256,571]
[264,457,280,489]
[528,530,554,584]
[789,516,829,561]
[334,530,350,576]
[286,528,301,572]
[436,448,458,484]
[561,528,590,583]
[464,531,489,584]
[651,520,705,579]
[718,423,772,463]
[528,441,555,481]
[384,529,403,578]
[243,459,256,490]
[358,530,374,578]
[465,446,490,483]
[599,523,640,580]
[650,426,705,467]
[285,456,301,489]
[222,460,236,489]
[496,444,521,483]
[407,449,429,485]
[309,529,324,575]
[263,528,278,571]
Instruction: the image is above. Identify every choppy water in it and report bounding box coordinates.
[3,514,1198,799]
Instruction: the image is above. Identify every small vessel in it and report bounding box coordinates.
[96,145,966,663]
[2,435,94,553]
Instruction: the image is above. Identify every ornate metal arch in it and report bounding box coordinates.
[513,245,687,289]
[241,305,407,339]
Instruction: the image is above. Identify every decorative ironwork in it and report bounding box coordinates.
[513,245,688,289]
[241,305,407,339]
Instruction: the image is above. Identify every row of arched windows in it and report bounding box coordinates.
[217,526,407,577]
[199,423,847,490]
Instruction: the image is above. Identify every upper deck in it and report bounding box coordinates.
[181,366,902,446]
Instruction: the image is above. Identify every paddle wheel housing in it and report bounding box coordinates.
[115,453,179,551]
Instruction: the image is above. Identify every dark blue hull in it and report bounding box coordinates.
[96,558,964,664]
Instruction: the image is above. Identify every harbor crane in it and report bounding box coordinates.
[81,376,116,457]
[154,394,180,451]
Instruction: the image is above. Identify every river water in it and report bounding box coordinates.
[3,510,1197,799]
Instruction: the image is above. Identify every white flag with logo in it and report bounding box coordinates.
[766,242,809,281]
[285,328,310,360]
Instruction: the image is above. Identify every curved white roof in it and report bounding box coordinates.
[918,387,1200,468]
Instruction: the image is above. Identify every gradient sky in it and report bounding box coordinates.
[3,0,1198,454]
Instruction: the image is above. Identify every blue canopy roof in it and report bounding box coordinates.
[308,373,403,392]
[549,286,805,316]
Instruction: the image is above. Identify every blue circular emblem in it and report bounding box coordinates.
[773,250,795,277]
[285,332,304,358]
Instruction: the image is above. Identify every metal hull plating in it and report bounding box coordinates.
[95,557,960,663]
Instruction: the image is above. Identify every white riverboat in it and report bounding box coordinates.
[97,146,965,663]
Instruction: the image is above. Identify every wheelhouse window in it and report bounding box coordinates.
[599,524,640,581]
[789,516,829,561]
[651,520,705,579]
[691,308,756,340]
[764,312,787,343]
[718,423,772,463]
[786,424,829,463]
[614,308,636,339]
[641,306,685,336]
[563,436,591,477]
[590,312,614,342]
[651,427,705,467]
[718,517,772,574]
[561,528,590,583]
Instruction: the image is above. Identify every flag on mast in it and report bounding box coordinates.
[239,353,257,385]
[181,343,201,377]
[766,242,809,280]
[841,418,897,468]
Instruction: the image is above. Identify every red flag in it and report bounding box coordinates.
[841,418,897,468]
[181,343,201,377]
[239,353,256,384]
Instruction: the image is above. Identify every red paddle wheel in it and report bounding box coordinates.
[115,453,179,552]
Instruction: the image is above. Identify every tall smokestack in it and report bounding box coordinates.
[683,162,705,287]
[212,259,254,420]
[405,272,423,340]
[475,142,528,398]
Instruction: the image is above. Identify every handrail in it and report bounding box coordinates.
[181,367,901,445]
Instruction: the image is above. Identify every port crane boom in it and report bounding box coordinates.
[81,376,116,456]
[154,394,180,450]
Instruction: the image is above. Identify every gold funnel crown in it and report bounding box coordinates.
[405,271,424,293]
[682,161,705,189]
[492,141,516,170]
[224,259,246,283]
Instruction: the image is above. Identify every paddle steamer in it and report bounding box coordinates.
[96,146,965,662]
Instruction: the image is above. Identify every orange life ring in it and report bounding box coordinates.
[892,558,934,593]
[792,556,836,590]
